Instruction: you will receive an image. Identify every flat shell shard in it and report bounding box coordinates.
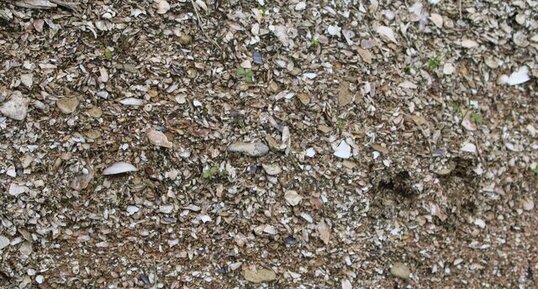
[460,142,476,153]
[461,39,479,48]
[285,190,303,206]
[103,162,138,175]
[334,141,352,159]
[399,81,417,89]
[430,13,443,28]
[15,0,57,9]
[0,235,10,250]
[146,129,173,148]
[242,268,276,283]
[317,221,331,245]
[228,142,269,157]
[327,25,341,37]
[376,25,397,43]
[338,81,353,106]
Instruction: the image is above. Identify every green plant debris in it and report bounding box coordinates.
[202,166,226,179]
[103,48,113,59]
[425,53,444,71]
[236,67,254,82]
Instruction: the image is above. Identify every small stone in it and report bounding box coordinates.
[460,142,476,153]
[474,218,486,229]
[159,205,174,214]
[0,235,10,250]
[522,198,534,211]
[390,262,410,280]
[86,106,102,118]
[179,33,193,45]
[341,279,352,289]
[35,275,44,284]
[20,74,33,88]
[8,183,28,196]
[1,92,30,120]
[126,205,139,216]
[443,63,455,75]
[295,2,306,11]
[57,97,79,114]
[96,90,109,99]
[19,241,32,257]
[157,0,170,14]
[242,267,277,283]
[228,142,269,157]
[305,148,316,158]
[297,93,310,105]
[262,164,281,176]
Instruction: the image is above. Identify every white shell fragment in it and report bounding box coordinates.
[8,183,28,196]
[146,129,173,148]
[126,205,140,215]
[498,66,530,86]
[461,39,479,48]
[376,26,397,43]
[334,140,352,159]
[228,142,269,157]
[102,162,138,175]
[157,0,170,14]
[305,148,316,158]
[119,98,144,106]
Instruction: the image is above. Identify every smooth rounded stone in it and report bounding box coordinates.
[228,142,269,157]
[262,164,281,175]
[0,92,30,120]
[57,97,79,114]
[179,33,193,45]
[242,268,276,283]
[390,262,411,280]
[157,0,170,14]
[86,106,102,118]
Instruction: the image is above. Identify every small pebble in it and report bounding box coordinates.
[390,262,410,280]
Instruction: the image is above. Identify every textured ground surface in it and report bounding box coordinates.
[0,0,537,288]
